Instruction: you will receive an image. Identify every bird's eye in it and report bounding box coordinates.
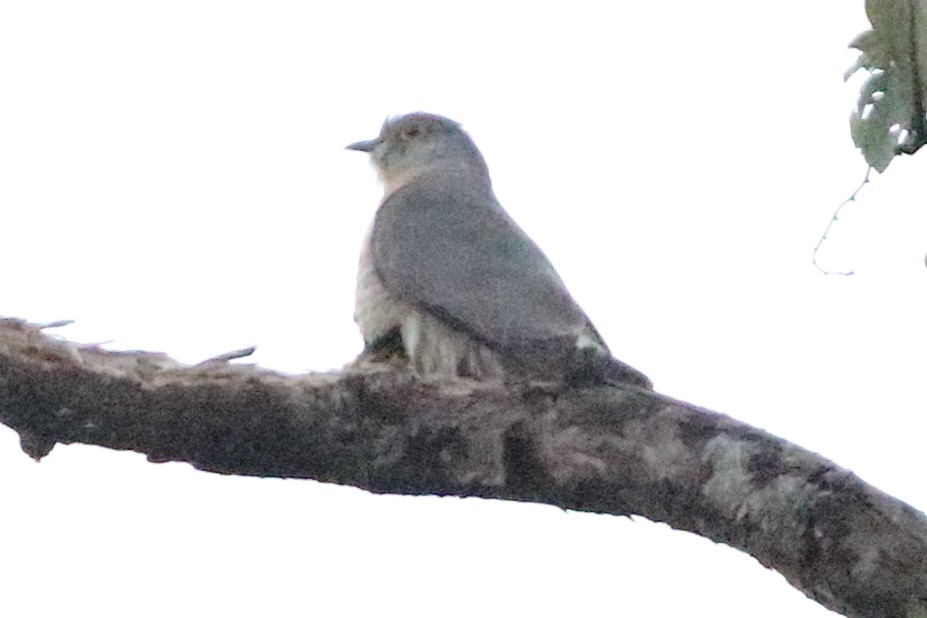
[404,127,420,139]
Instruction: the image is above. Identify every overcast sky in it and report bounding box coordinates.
[1,2,923,617]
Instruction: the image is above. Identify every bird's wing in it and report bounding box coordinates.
[371,172,599,354]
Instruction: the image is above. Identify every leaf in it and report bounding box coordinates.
[851,97,899,172]
[846,0,927,170]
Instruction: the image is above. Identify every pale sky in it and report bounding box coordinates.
[1,2,923,617]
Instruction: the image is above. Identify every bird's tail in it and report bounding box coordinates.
[568,346,653,390]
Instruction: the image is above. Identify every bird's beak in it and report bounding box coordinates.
[345,138,381,153]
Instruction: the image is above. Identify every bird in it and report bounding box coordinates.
[346,112,651,389]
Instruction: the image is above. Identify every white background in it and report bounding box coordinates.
[1,2,924,617]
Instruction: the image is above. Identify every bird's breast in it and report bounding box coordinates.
[355,221,410,344]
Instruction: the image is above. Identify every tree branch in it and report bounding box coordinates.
[0,317,925,618]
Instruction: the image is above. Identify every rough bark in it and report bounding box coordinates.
[0,317,925,618]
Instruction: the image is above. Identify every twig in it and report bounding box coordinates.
[812,167,871,276]
[195,346,257,365]
[37,319,74,330]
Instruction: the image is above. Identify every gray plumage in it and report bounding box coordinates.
[348,113,651,389]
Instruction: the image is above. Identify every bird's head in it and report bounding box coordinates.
[347,112,489,195]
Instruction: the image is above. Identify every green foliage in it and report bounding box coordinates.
[847,0,927,171]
